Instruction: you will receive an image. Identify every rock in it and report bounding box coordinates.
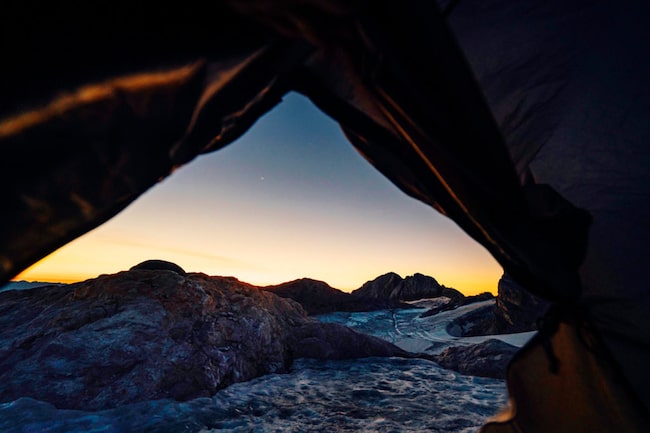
[352,272,464,302]
[0,267,417,410]
[492,274,550,333]
[432,276,546,375]
[129,259,186,275]
[464,292,495,305]
[420,292,494,318]
[262,278,409,315]
[445,305,495,337]
[442,274,549,337]
[434,339,519,379]
[288,322,419,360]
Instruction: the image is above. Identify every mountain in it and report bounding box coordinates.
[0,281,61,293]
[352,272,464,302]
[262,278,408,315]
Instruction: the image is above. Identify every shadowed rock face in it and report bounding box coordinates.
[434,339,519,379]
[493,274,550,334]
[0,266,414,410]
[445,273,549,337]
[352,272,464,302]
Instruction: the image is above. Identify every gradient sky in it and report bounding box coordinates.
[15,93,502,295]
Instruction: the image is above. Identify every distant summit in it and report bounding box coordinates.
[262,278,408,315]
[352,272,464,302]
[0,280,60,293]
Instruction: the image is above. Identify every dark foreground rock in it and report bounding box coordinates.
[262,278,409,315]
[0,264,415,410]
[434,339,519,379]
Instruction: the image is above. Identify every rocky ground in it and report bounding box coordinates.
[0,263,544,411]
[0,261,419,410]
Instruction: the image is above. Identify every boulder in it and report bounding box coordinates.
[129,259,186,275]
[0,266,416,410]
[434,339,519,379]
[492,274,550,333]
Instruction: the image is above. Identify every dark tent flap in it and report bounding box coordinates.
[480,319,650,433]
[1,0,650,428]
[443,0,650,410]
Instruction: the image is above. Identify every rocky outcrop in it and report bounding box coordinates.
[492,273,549,334]
[288,322,417,360]
[454,273,550,336]
[262,278,408,315]
[130,259,186,275]
[352,272,464,302]
[420,292,494,318]
[0,264,416,410]
[434,339,519,379]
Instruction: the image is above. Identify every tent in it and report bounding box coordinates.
[1,1,649,430]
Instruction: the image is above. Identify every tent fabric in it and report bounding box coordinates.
[481,317,650,433]
[1,0,649,429]
[443,0,650,412]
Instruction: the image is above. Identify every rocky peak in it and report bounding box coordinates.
[352,272,403,300]
[397,273,442,301]
[352,272,463,302]
[262,277,409,315]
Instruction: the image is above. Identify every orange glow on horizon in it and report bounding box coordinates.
[12,220,502,295]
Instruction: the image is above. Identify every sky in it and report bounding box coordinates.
[15,93,502,295]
